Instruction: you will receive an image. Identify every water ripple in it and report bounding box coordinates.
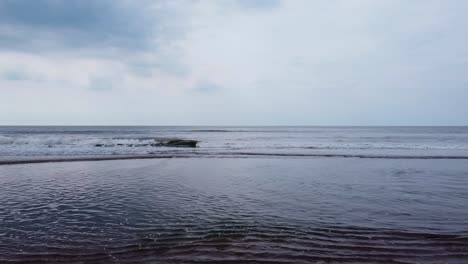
[1,158,467,263]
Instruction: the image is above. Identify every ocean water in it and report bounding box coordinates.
[1,126,468,163]
[1,127,468,263]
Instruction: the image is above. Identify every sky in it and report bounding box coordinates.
[0,0,467,126]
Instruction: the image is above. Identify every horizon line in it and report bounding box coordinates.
[1,125,467,127]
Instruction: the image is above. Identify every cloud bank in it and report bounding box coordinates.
[1,0,467,125]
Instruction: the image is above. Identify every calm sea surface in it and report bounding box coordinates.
[1,127,467,263]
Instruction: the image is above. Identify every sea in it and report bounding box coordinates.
[0,126,467,263]
[1,126,468,162]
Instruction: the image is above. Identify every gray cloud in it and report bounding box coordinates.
[0,0,155,51]
[234,0,281,10]
[192,80,223,94]
[1,0,467,125]
[2,69,28,81]
[89,76,115,92]
[1,67,43,82]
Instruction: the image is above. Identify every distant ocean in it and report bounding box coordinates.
[1,127,468,263]
[1,126,468,164]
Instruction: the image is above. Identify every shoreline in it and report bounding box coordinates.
[2,152,468,166]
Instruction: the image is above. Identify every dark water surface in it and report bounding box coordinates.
[1,158,467,263]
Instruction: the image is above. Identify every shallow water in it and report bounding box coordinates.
[1,158,467,263]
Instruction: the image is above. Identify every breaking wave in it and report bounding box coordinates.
[2,126,468,164]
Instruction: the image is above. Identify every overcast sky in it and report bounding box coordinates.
[0,0,467,125]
